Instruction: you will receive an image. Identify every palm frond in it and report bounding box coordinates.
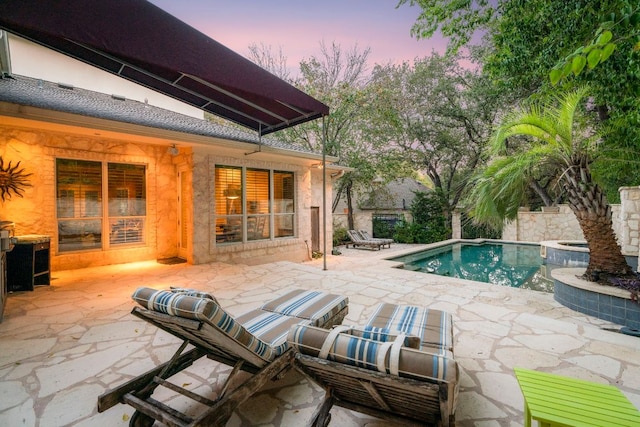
[555,86,589,144]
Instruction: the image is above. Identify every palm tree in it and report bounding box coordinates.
[468,87,632,281]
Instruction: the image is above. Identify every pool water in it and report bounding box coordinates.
[390,242,554,292]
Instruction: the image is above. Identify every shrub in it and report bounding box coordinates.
[333,226,349,247]
[393,191,450,243]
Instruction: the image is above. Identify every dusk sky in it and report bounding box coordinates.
[148,0,447,72]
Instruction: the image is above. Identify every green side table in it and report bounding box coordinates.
[514,367,640,427]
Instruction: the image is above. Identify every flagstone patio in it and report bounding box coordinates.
[1,243,639,426]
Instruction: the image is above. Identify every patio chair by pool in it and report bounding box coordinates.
[288,302,458,426]
[346,229,383,250]
[359,230,393,248]
[98,287,348,427]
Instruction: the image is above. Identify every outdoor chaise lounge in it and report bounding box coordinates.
[346,229,386,250]
[288,302,458,426]
[359,230,394,247]
[98,287,348,427]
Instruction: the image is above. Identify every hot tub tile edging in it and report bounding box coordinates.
[552,268,640,330]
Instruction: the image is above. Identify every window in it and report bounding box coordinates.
[274,171,294,238]
[108,163,146,245]
[215,166,294,244]
[215,166,242,243]
[246,169,270,241]
[56,159,146,252]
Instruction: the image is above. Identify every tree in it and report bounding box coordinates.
[366,52,504,232]
[550,4,640,84]
[467,87,632,280]
[394,190,450,243]
[247,43,293,82]
[267,42,383,230]
[401,0,640,203]
[396,0,496,54]
[486,1,640,202]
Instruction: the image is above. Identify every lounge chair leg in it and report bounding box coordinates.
[137,340,190,398]
[310,388,334,427]
[217,360,244,399]
[196,349,296,427]
[439,385,450,427]
[129,410,154,427]
[98,344,205,413]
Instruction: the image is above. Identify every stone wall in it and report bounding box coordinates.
[502,205,584,242]
[0,125,176,270]
[619,187,640,257]
[502,187,640,258]
[1,119,334,271]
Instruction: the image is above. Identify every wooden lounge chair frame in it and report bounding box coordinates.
[345,229,383,250]
[98,292,348,427]
[289,303,457,427]
[359,230,393,248]
[294,352,456,427]
[98,307,292,427]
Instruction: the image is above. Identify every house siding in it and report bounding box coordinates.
[0,124,175,270]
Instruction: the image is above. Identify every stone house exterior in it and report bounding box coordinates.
[0,33,336,271]
[333,178,430,236]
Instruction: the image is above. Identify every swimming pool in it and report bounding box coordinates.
[390,242,554,293]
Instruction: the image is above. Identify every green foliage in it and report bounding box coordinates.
[394,191,450,243]
[550,4,640,84]
[461,212,501,239]
[393,219,430,243]
[396,0,496,55]
[332,225,349,247]
[479,0,640,204]
[372,217,396,239]
[466,87,598,229]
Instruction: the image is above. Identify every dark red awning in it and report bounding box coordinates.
[0,0,328,135]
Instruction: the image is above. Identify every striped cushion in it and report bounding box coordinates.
[235,309,311,356]
[365,303,454,352]
[260,289,348,327]
[132,288,279,361]
[132,287,215,320]
[351,326,420,349]
[169,287,218,303]
[288,324,457,383]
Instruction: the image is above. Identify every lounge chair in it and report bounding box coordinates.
[288,302,458,426]
[98,287,348,427]
[346,229,383,250]
[359,230,393,248]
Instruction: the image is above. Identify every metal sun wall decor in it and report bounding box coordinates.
[0,156,33,201]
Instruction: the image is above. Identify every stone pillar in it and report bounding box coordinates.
[619,186,640,268]
[502,219,518,241]
[451,209,462,239]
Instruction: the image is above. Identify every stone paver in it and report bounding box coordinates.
[1,243,639,426]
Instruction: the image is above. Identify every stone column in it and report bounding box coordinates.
[619,186,640,269]
[451,209,462,239]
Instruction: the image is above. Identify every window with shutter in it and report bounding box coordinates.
[56,159,103,252]
[215,166,243,243]
[246,168,270,241]
[56,159,147,252]
[108,163,146,245]
[274,171,294,237]
[214,166,295,244]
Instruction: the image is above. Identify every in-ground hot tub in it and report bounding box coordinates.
[540,240,638,271]
[541,241,640,333]
[540,240,589,267]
